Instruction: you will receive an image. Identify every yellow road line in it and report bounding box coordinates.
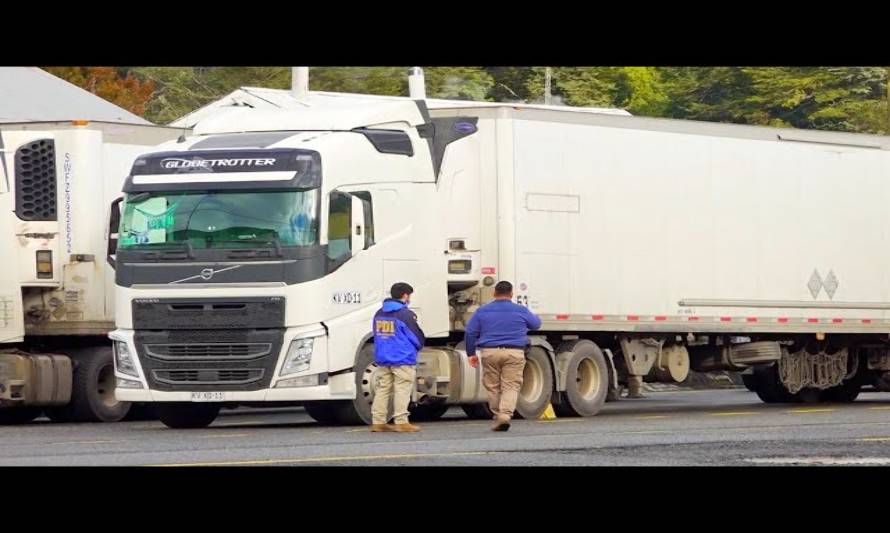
[859,437,890,442]
[635,415,669,420]
[150,451,494,467]
[199,433,250,439]
[537,418,585,423]
[711,411,759,417]
[48,440,125,445]
[786,408,836,414]
[867,406,890,411]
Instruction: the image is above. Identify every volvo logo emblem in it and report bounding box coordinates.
[169,264,242,285]
[200,268,215,280]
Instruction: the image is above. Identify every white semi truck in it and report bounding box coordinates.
[110,71,890,428]
[0,120,185,424]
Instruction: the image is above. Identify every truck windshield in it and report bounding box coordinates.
[118,189,319,249]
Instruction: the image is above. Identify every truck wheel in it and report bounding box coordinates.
[555,340,608,417]
[410,402,450,421]
[155,403,220,429]
[305,401,343,424]
[61,346,132,422]
[823,379,862,403]
[0,407,42,425]
[462,403,495,419]
[514,346,554,420]
[794,388,823,403]
[752,364,796,403]
[123,404,157,421]
[336,344,376,425]
[741,372,759,392]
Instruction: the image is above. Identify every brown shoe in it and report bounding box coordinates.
[491,415,511,432]
[390,422,421,432]
[370,424,392,432]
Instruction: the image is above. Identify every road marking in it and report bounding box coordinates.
[859,437,890,442]
[747,457,890,465]
[150,451,495,467]
[617,430,672,435]
[200,433,250,439]
[711,411,759,417]
[346,428,367,433]
[786,408,836,414]
[48,440,125,445]
[635,415,669,420]
[867,406,890,411]
[537,418,585,423]
[213,420,266,427]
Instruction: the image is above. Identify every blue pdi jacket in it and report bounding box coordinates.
[372,299,426,366]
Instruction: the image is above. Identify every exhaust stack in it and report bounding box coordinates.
[408,67,426,99]
[291,67,309,101]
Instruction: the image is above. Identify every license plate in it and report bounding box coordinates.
[190,392,226,402]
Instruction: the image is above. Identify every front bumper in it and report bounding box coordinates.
[109,326,356,402]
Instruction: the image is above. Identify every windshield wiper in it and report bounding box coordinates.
[209,238,284,258]
[132,240,195,260]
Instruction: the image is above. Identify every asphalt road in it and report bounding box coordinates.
[2,388,890,466]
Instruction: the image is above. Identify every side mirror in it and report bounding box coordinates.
[107,196,123,268]
[350,195,365,256]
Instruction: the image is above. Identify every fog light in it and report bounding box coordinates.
[275,375,320,388]
[116,377,144,389]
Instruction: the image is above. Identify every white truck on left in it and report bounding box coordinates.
[0,120,185,424]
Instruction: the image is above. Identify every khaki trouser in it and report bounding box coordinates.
[480,348,526,418]
[371,364,416,425]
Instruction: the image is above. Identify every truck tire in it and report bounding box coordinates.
[462,403,495,420]
[794,388,823,403]
[555,340,608,417]
[0,407,42,425]
[336,344,376,425]
[514,346,554,420]
[410,402,450,421]
[123,404,157,421]
[57,346,132,423]
[305,401,343,424]
[155,403,220,429]
[752,364,796,403]
[823,379,862,403]
[741,372,759,392]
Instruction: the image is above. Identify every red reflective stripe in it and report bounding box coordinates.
[556,314,569,320]
[654,316,667,321]
[591,315,604,320]
[688,316,700,321]
[777,318,789,323]
[808,318,819,323]
[746,317,758,323]
[720,317,732,322]
[627,315,639,321]
[862,319,873,324]
[832,318,843,323]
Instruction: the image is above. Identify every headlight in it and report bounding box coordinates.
[281,337,314,376]
[114,341,139,378]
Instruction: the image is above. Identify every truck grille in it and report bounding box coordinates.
[143,343,271,360]
[152,369,264,385]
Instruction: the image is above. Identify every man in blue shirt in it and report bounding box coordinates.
[370,282,425,432]
[465,281,542,431]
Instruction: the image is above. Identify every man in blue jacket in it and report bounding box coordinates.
[465,281,542,431]
[370,282,425,432]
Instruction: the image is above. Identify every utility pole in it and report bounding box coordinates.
[544,67,552,105]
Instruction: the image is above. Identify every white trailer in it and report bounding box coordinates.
[109,72,890,428]
[0,121,186,424]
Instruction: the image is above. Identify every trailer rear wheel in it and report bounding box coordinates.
[155,403,220,429]
[0,407,42,425]
[514,346,554,419]
[752,364,796,403]
[823,379,862,403]
[794,388,823,403]
[555,340,608,417]
[56,346,131,423]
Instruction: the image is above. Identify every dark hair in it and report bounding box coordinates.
[390,282,414,300]
[494,281,513,296]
